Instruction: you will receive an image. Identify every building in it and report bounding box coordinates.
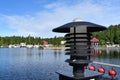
[42,40,49,46]
[90,37,99,46]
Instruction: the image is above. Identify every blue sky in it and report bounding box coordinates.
[0,0,120,38]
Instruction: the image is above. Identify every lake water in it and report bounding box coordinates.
[0,48,120,80]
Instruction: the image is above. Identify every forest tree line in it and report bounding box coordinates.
[0,36,64,46]
[92,24,120,44]
[0,24,120,46]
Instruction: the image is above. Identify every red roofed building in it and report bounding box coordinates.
[90,37,99,46]
[91,37,99,42]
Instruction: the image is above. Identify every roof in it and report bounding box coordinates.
[52,21,107,33]
[90,37,99,42]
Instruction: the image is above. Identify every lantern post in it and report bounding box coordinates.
[52,18,107,80]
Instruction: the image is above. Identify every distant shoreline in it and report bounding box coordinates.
[1,46,120,51]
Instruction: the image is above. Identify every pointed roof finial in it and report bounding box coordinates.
[73,18,83,22]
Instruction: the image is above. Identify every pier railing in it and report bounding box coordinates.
[93,61,120,68]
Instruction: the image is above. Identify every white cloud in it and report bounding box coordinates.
[0,0,120,37]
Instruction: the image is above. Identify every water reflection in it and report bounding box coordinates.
[26,48,44,58]
[91,48,120,59]
[0,48,70,80]
[1,48,120,80]
[54,50,62,59]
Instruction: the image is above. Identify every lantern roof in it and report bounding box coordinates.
[52,19,107,33]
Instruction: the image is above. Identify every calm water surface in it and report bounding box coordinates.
[0,48,120,80]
